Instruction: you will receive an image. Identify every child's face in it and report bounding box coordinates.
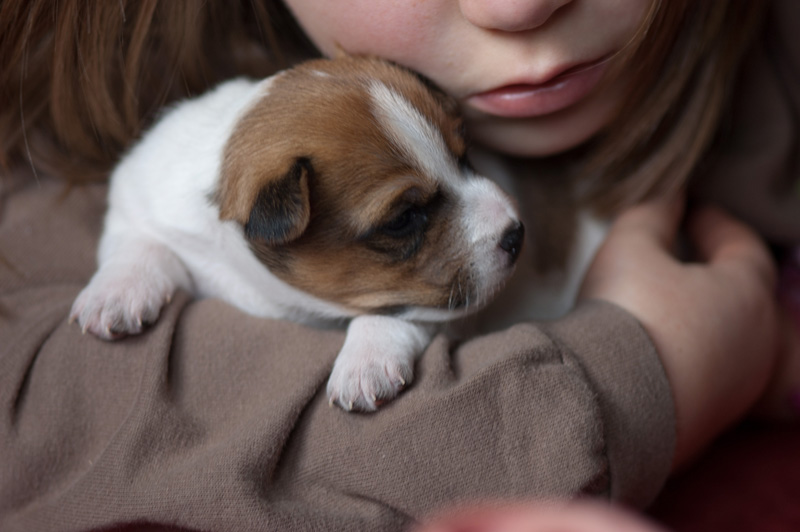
[283,0,652,158]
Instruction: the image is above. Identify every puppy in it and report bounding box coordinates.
[70,56,523,411]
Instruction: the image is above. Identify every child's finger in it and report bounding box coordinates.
[687,205,776,289]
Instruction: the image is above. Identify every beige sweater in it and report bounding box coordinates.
[0,174,673,531]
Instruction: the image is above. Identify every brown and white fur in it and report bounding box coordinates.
[70,56,524,411]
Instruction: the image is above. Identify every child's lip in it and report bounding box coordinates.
[464,56,611,118]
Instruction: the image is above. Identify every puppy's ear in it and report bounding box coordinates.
[219,157,312,246]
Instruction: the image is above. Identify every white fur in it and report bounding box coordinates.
[369,81,454,186]
[327,316,435,411]
[80,77,353,326]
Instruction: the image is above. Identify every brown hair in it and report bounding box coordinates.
[0,0,765,212]
[0,0,314,183]
[582,0,765,212]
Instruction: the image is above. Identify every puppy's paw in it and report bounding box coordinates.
[70,267,175,340]
[326,344,414,412]
[326,316,433,412]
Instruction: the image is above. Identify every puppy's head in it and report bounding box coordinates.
[218,56,522,321]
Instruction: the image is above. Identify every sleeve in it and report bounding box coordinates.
[692,0,800,245]
[0,175,675,532]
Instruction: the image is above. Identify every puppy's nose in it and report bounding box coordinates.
[499,222,524,263]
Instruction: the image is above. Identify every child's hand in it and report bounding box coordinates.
[580,197,786,470]
[416,499,667,532]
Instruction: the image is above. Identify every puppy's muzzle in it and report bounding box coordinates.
[499,222,525,264]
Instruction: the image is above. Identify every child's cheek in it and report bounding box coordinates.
[285,0,436,63]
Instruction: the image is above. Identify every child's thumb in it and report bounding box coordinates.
[688,205,776,288]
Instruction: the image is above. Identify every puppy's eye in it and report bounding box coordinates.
[381,206,428,238]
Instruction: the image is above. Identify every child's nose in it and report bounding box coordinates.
[459,0,574,32]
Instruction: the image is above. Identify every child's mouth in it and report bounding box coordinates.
[465,57,611,119]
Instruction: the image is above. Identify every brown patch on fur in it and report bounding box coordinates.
[273,191,473,312]
[218,56,475,313]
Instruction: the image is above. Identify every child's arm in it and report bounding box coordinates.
[1,177,790,530]
[1,175,673,529]
[581,197,796,470]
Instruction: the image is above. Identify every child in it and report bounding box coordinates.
[1,1,798,531]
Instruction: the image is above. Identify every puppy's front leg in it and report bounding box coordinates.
[327,315,435,412]
[70,237,192,340]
